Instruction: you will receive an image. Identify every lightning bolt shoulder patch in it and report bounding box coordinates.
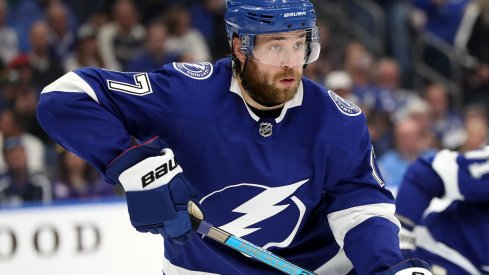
[328,90,361,116]
[173,62,214,80]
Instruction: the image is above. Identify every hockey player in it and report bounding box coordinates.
[396,146,489,275]
[36,0,432,274]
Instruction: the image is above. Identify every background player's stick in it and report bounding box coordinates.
[187,201,317,275]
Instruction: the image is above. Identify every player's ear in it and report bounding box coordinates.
[232,37,246,64]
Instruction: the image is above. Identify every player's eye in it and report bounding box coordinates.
[270,45,282,52]
[293,42,304,50]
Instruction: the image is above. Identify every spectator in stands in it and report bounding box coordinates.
[460,115,488,152]
[98,0,179,25]
[83,9,110,31]
[68,0,104,25]
[412,0,471,79]
[97,0,146,70]
[404,98,441,150]
[28,20,64,92]
[190,0,227,60]
[0,137,51,206]
[6,0,48,53]
[164,6,211,62]
[378,117,431,194]
[3,55,52,149]
[366,58,424,157]
[0,58,4,84]
[376,0,414,88]
[324,70,359,105]
[2,54,50,144]
[14,82,49,142]
[423,83,465,149]
[374,58,421,122]
[1,54,35,109]
[455,0,489,106]
[343,42,374,107]
[412,0,471,44]
[349,0,414,88]
[0,0,19,65]
[126,21,177,72]
[46,2,76,62]
[53,149,114,201]
[458,104,488,152]
[0,109,45,174]
[64,24,105,72]
[135,0,176,25]
[367,110,394,158]
[344,42,396,115]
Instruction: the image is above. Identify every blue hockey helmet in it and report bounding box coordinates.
[225,0,320,66]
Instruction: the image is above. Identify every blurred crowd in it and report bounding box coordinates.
[0,0,488,206]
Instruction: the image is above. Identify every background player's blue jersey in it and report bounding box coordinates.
[37,58,404,274]
[396,147,489,275]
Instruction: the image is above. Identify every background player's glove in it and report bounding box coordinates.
[397,215,417,259]
[399,224,417,259]
[377,259,433,275]
[106,137,195,244]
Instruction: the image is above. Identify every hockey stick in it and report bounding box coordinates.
[187,201,317,275]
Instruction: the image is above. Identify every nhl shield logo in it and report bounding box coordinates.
[259,122,273,137]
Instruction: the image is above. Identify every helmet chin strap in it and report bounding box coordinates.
[239,57,284,109]
[238,57,251,99]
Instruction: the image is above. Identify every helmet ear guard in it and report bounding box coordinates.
[225,0,320,66]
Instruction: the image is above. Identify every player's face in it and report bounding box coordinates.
[239,31,305,106]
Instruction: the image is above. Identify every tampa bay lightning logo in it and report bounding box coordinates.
[200,180,308,250]
[328,90,361,116]
[173,62,213,80]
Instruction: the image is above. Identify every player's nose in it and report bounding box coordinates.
[279,50,301,68]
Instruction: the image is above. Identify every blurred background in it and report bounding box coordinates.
[0,0,487,274]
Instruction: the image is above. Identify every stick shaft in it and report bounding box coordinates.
[196,220,316,275]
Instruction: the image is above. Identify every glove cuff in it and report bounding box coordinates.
[119,148,182,191]
[106,138,183,191]
[399,226,416,251]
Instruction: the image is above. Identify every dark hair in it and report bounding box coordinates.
[1,108,26,132]
[230,34,243,77]
[163,6,189,36]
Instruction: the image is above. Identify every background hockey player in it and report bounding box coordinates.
[396,146,489,275]
[37,0,432,274]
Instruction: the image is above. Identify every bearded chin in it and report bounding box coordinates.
[242,60,300,107]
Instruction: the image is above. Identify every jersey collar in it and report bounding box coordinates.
[229,76,304,123]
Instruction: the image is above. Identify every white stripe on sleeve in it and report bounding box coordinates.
[432,149,464,201]
[327,203,400,248]
[41,71,99,103]
[416,226,481,275]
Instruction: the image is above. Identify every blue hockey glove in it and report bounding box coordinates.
[377,259,433,275]
[106,137,195,244]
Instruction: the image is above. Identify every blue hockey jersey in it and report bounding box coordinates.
[37,58,404,274]
[396,147,489,275]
